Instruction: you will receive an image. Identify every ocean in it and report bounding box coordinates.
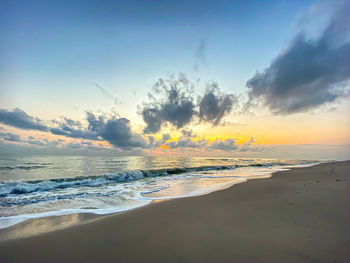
[0,156,319,229]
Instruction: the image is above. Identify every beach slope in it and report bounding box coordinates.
[0,161,349,262]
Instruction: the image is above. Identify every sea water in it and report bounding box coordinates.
[0,156,320,229]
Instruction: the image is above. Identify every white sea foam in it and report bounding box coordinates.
[0,199,151,229]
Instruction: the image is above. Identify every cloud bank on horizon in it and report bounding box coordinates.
[0,106,261,154]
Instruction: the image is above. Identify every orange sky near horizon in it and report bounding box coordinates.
[3,99,349,150]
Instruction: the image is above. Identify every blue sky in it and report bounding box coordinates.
[1,0,314,118]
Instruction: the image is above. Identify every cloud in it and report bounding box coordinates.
[199,83,237,125]
[167,138,208,149]
[50,117,98,140]
[67,142,82,149]
[27,136,46,146]
[50,113,148,150]
[0,107,148,150]
[180,129,194,139]
[0,132,22,142]
[152,130,256,151]
[141,74,196,133]
[0,132,64,147]
[95,83,122,107]
[81,141,93,146]
[0,108,48,131]
[52,113,148,149]
[1,133,60,147]
[95,83,113,99]
[89,113,147,150]
[194,38,206,71]
[165,130,208,149]
[246,0,350,114]
[150,130,253,151]
[142,108,164,134]
[0,137,145,156]
[238,137,264,152]
[207,137,264,152]
[156,133,172,146]
[147,135,156,146]
[141,74,237,133]
[209,138,239,151]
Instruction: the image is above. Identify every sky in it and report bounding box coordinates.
[0,0,349,159]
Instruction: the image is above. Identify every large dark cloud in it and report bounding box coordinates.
[142,108,164,134]
[0,108,49,131]
[141,75,237,133]
[88,113,147,149]
[142,75,196,133]
[199,83,237,125]
[246,0,350,114]
[53,112,148,149]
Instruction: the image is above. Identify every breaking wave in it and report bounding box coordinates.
[0,160,316,198]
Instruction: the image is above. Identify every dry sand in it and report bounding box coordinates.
[0,161,349,262]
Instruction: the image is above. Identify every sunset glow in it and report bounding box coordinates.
[0,0,349,160]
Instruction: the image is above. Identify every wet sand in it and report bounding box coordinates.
[0,161,349,262]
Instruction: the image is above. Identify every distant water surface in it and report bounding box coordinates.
[0,156,320,229]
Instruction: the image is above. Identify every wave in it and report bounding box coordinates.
[0,161,317,198]
[0,163,51,171]
[1,191,119,207]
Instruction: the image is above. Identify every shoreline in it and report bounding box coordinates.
[0,162,320,240]
[0,161,349,262]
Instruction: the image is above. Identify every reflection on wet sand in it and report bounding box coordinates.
[0,213,101,242]
[143,175,247,199]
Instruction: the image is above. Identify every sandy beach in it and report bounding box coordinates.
[0,161,348,262]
